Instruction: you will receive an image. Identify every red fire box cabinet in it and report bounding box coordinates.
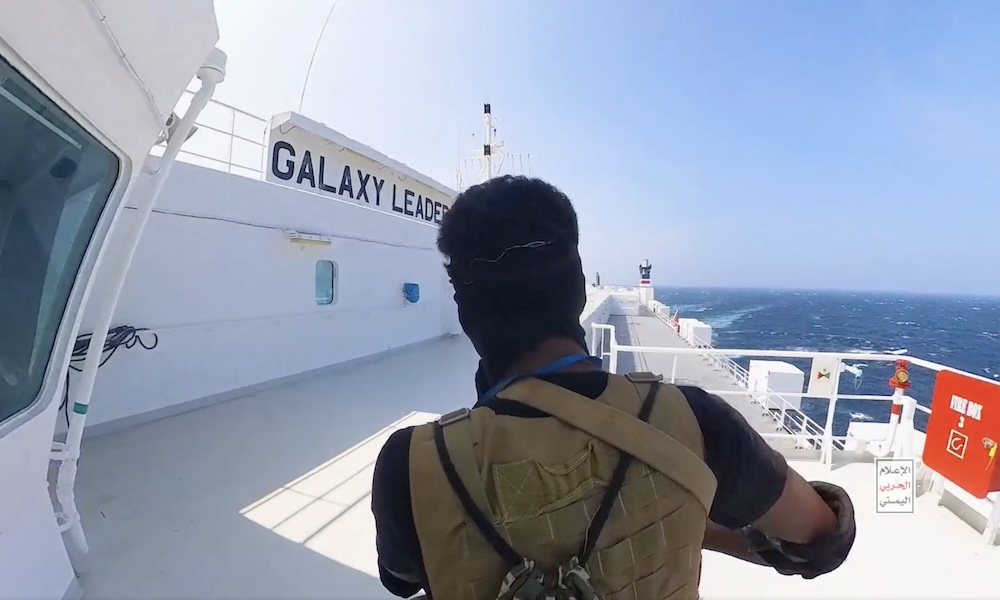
[923,370,1000,499]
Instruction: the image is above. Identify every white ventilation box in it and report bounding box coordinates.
[678,318,696,341]
[678,318,712,345]
[688,321,712,345]
[748,360,805,411]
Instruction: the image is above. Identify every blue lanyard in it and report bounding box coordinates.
[480,353,602,401]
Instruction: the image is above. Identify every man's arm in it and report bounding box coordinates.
[680,386,852,576]
[701,474,840,568]
[703,520,768,565]
[751,464,838,542]
[371,427,426,598]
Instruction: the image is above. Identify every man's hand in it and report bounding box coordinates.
[745,480,856,579]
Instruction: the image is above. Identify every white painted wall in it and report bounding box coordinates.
[581,288,616,328]
[78,159,458,429]
[611,292,639,316]
[639,285,654,306]
[0,397,74,600]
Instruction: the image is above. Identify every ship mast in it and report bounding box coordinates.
[482,103,494,184]
[456,103,532,190]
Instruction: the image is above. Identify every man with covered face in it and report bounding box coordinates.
[371,175,855,600]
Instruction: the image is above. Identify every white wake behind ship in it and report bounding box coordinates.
[0,3,997,599]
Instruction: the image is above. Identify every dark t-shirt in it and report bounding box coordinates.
[371,371,789,598]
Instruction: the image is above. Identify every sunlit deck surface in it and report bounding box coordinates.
[74,317,999,599]
[76,334,479,599]
[702,458,1000,599]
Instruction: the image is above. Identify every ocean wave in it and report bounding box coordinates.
[671,303,707,313]
[786,346,819,353]
[701,305,768,330]
[849,411,874,422]
[652,287,1000,435]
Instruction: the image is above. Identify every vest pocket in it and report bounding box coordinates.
[491,441,610,522]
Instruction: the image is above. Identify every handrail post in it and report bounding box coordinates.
[798,417,809,448]
[821,359,843,469]
[227,106,236,174]
[609,332,619,374]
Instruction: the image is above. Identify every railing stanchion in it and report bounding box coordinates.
[820,360,843,469]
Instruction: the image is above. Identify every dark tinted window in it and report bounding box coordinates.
[0,56,120,423]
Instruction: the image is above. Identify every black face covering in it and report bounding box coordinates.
[450,240,588,388]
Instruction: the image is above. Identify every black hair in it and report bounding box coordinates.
[438,176,588,385]
[438,175,579,270]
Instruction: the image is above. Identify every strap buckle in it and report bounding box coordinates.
[438,407,471,426]
[625,371,663,383]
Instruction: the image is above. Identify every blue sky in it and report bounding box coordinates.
[213,0,1000,295]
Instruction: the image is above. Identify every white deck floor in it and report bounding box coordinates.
[702,458,1000,598]
[73,324,999,599]
[75,335,479,599]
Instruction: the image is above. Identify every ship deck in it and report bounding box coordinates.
[74,314,999,599]
[608,309,795,452]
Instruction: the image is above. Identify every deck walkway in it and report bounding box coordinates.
[71,323,999,599]
[608,307,795,452]
[75,334,479,599]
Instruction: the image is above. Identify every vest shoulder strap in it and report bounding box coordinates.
[432,408,524,567]
[498,376,718,513]
[436,408,491,515]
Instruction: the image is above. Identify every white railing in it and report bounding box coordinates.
[590,323,617,372]
[644,308,830,448]
[588,319,1000,544]
[151,89,269,179]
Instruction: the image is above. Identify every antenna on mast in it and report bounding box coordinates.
[456,103,532,191]
[483,103,494,184]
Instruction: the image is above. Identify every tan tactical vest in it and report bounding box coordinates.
[408,372,718,600]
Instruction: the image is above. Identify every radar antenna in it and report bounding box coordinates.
[456,103,532,190]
